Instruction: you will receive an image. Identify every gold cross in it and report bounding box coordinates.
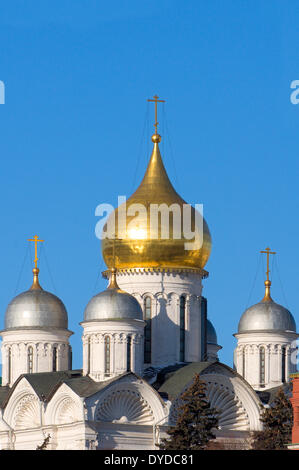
[260,247,276,281]
[28,235,44,269]
[147,95,165,135]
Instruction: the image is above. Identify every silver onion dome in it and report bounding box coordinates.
[4,269,68,330]
[238,279,296,334]
[84,269,143,322]
[238,255,297,333]
[207,319,218,345]
[238,300,296,333]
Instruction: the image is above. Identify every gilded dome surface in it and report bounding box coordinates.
[84,271,143,322]
[5,279,68,330]
[102,136,212,271]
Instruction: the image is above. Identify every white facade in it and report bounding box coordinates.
[0,363,263,450]
[1,329,72,387]
[114,268,206,366]
[0,265,296,450]
[234,331,298,390]
[81,319,145,381]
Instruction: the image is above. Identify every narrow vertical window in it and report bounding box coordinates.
[68,346,72,370]
[144,297,152,364]
[7,347,11,384]
[282,347,286,383]
[127,336,131,372]
[105,336,110,374]
[260,346,265,387]
[242,347,246,378]
[52,346,57,372]
[28,346,33,373]
[180,296,186,362]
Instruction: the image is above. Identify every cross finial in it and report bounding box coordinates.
[28,235,44,269]
[147,94,165,136]
[260,247,276,282]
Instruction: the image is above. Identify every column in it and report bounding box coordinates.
[82,335,89,375]
[2,345,8,386]
[286,346,290,382]
[269,344,277,385]
[111,334,116,376]
[265,344,271,387]
[277,346,283,384]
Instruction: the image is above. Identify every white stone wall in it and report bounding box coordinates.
[0,362,265,450]
[1,329,72,386]
[114,269,205,366]
[81,320,145,381]
[234,331,298,390]
[0,373,168,450]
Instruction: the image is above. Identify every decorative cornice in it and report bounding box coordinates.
[234,330,299,338]
[102,266,209,279]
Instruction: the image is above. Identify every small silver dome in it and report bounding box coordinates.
[84,271,143,322]
[5,289,68,330]
[207,319,218,345]
[84,289,143,322]
[238,300,296,334]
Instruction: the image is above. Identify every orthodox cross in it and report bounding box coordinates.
[260,247,276,281]
[28,235,44,268]
[147,95,165,135]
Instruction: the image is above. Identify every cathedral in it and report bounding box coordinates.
[0,99,297,450]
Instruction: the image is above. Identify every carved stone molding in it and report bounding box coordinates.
[95,389,154,425]
[13,394,40,429]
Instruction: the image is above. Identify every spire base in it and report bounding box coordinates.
[262,280,272,302]
[108,268,119,289]
[30,268,42,291]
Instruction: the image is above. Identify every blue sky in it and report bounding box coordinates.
[0,0,298,369]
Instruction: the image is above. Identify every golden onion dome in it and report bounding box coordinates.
[101,133,212,271]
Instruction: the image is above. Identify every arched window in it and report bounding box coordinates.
[7,347,11,384]
[127,336,132,372]
[104,336,111,375]
[52,346,57,372]
[260,347,265,387]
[28,346,33,373]
[144,297,152,364]
[180,296,186,362]
[282,347,286,383]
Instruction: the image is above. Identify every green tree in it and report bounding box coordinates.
[160,373,219,450]
[252,387,293,450]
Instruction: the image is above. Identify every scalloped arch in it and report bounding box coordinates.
[95,389,154,424]
[55,397,82,424]
[170,381,250,431]
[13,394,40,429]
